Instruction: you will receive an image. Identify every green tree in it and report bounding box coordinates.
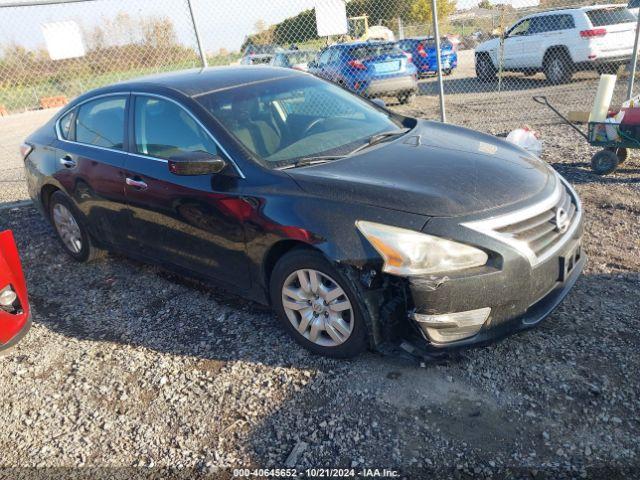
[478,0,493,9]
[410,0,457,30]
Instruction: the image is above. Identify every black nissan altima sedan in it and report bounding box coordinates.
[22,66,585,358]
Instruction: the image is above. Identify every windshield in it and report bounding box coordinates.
[195,75,407,167]
[286,51,316,65]
[348,43,400,59]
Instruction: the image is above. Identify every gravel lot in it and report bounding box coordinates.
[1,64,639,478]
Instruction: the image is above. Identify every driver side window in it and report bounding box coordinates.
[508,19,531,37]
[134,96,218,160]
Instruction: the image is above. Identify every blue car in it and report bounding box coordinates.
[396,37,458,78]
[308,41,418,104]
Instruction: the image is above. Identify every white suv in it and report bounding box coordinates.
[475,5,637,84]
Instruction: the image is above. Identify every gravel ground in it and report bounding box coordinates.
[1,68,639,479]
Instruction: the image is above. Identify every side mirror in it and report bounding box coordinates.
[168,151,227,176]
[371,98,386,108]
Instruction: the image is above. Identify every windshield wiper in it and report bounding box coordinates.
[278,155,345,170]
[348,128,411,156]
[278,129,410,170]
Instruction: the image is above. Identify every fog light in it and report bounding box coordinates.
[0,285,17,307]
[410,307,491,344]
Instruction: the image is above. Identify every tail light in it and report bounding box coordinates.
[580,28,607,38]
[417,43,428,57]
[19,143,33,161]
[348,59,366,70]
[405,52,413,64]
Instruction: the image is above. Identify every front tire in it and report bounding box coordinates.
[49,191,104,262]
[475,54,497,82]
[269,249,367,358]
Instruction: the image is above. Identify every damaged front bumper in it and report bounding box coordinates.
[405,234,585,351]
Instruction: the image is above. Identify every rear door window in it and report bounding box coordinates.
[58,110,74,140]
[317,49,332,65]
[586,8,636,26]
[75,96,127,150]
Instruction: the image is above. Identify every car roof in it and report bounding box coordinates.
[84,66,302,99]
[525,3,628,16]
[332,40,394,48]
[278,50,315,55]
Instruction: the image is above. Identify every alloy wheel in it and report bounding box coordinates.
[52,203,83,254]
[281,269,354,347]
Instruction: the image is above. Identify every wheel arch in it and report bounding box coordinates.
[262,239,324,301]
[543,45,573,66]
[40,183,62,219]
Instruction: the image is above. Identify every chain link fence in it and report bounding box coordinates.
[1,0,639,200]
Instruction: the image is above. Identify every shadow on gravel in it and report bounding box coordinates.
[2,203,640,474]
[241,269,640,473]
[551,161,640,185]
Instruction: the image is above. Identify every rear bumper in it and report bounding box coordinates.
[591,54,632,64]
[405,219,585,351]
[364,75,418,97]
[417,55,458,73]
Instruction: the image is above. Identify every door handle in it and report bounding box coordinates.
[59,156,76,168]
[125,177,148,190]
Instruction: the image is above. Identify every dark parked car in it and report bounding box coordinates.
[23,67,584,358]
[308,41,418,104]
[270,50,318,71]
[240,53,273,65]
[396,37,458,77]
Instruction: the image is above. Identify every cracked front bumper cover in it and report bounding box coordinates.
[404,236,585,351]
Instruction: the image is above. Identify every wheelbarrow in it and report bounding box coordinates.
[533,95,639,175]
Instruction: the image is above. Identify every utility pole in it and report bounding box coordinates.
[187,0,208,68]
[627,11,640,99]
[431,0,447,122]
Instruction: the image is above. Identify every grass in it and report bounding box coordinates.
[0,53,241,114]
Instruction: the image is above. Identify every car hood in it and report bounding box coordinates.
[475,37,499,52]
[286,120,554,217]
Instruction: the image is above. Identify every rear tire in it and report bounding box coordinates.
[476,53,497,82]
[591,149,619,175]
[544,51,573,84]
[49,191,104,262]
[269,249,367,358]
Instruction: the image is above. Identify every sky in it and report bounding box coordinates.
[0,0,539,54]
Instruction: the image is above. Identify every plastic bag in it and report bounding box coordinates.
[506,126,543,157]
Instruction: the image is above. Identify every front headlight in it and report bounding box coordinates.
[355,220,488,276]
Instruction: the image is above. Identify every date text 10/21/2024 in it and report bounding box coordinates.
[232,468,400,478]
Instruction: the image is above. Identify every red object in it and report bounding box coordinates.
[0,230,30,351]
[417,43,428,58]
[580,28,607,38]
[620,107,640,125]
[348,59,366,70]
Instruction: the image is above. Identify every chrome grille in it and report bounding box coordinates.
[495,184,577,259]
[462,178,582,266]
